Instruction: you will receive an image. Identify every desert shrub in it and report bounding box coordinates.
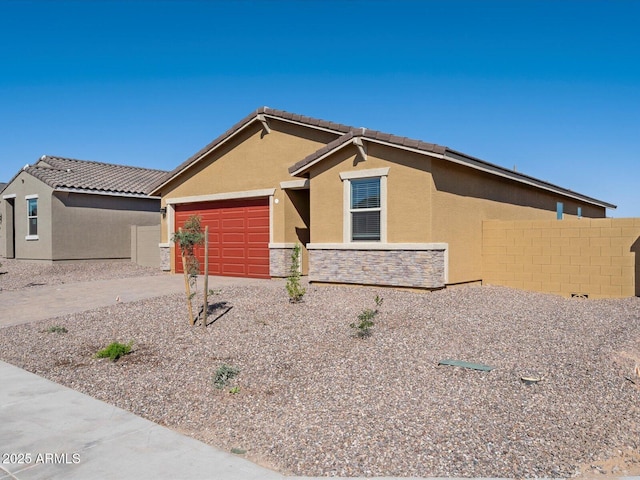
[350,295,383,338]
[286,244,306,303]
[94,341,133,362]
[213,364,239,389]
[46,325,68,334]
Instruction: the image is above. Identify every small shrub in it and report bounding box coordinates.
[229,386,240,394]
[94,341,133,362]
[350,295,384,338]
[213,364,239,389]
[46,325,68,334]
[374,294,384,309]
[286,244,306,303]
[350,308,376,337]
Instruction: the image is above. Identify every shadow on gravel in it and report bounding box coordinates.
[200,302,233,327]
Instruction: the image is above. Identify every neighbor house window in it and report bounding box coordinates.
[26,195,38,239]
[351,178,380,241]
[340,168,389,243]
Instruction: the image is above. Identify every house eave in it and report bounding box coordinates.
[289,136,616,211]
[54,187,160,200]
[149,109,347,196]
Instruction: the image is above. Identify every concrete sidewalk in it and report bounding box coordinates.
[0,360,282,480]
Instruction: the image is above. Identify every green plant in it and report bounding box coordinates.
[286,243,306,303]
[350,295,384,338]
[229,386,240,394]
[213,364,239,389]
[374,294,384,308]
[350,308,376,337]
[94,341,133,362]
[46,325,68,334]
[172,215,205,325]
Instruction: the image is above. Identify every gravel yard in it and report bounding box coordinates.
[0,258,162,291]
[1,261,639,478]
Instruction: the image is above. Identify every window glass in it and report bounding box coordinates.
[352,211,380,241]
[27,198,38,236]
[351,178,380,209]
[351,178,380,241]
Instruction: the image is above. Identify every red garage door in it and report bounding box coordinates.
[174,197,270,278]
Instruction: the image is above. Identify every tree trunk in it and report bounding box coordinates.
[181,247,195,326]
[203,226,209,330]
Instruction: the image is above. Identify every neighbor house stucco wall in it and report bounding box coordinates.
[0,171,54,261]
[51,192,160,261]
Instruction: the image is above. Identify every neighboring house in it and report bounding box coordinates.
[150,107,616,289]
[0,156,167,263]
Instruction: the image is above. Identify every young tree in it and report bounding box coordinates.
[172,215,204,325]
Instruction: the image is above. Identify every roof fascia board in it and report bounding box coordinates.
[262,113,346,135]
[291,136,615,210]
[443,150,615,209]
[54,188,160,200]
[289,139,355,176]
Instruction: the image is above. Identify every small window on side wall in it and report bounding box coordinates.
[27,197,38,237]
[351,177,380,241]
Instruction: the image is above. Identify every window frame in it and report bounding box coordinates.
[340,168,389,243]
[25,194,38,240]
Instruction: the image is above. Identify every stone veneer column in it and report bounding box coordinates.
[269,246,295,277]
[159,245,171,271]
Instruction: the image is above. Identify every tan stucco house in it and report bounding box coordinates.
[0,156,167,263]
[150,107,616,289]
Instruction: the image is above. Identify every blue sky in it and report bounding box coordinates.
[1,0,638,216]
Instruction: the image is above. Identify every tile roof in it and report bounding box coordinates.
[288,129,447,175]
[25,156,168,196]
[149,106,616,210]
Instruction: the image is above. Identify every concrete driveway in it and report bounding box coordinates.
[0,274,271,327]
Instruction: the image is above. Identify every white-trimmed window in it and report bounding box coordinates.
[340,168,388,243]
[26,195,38,240]
[350,178,380,240]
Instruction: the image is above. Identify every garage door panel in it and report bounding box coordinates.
[175,197,270,278]
[221,233,246,244]
[222,248,246,258]
[222,264,247,275]
[222,218,245,229]
[247,232,269,243]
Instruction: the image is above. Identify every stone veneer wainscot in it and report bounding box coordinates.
[307,243,448,289]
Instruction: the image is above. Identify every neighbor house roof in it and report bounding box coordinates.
[15,156,168,198]
[150,107,616,210]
